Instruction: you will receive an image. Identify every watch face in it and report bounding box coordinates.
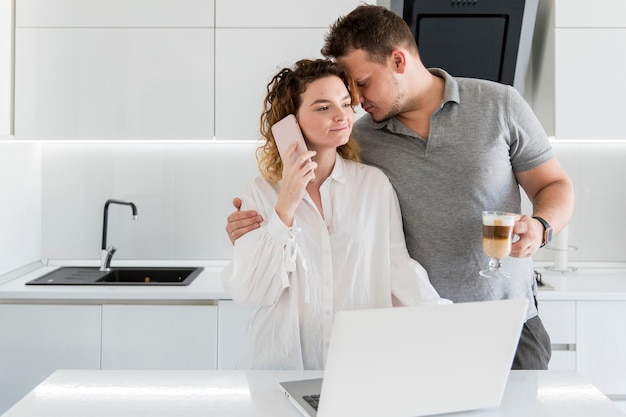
[545,228,553,244]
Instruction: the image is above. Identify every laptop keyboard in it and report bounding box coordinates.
[303,394,321,410]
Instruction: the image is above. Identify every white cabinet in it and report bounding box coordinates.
[15,28,214,140]
[217,300,249,369]
[16,0,214,27]
[101,304,218,370]
[555,0,626,28]
[539,300,576,370]
[0,304,101,414]
[214,28,328,141]
[554,28,626,140]
[216,0,364,28]
[539,298,626,398]
[576,301,626,395]
[0,302,219,414]
[553,1,626,140]
[14,0,215,141]
[213,0,370,140]
[13,0,371,140]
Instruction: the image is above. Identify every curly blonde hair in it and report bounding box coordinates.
[257,59,361,183]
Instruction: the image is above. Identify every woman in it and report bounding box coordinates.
[221,59,448,370]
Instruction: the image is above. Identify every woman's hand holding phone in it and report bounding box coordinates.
[271,114,316,226]
[275,144,317,227]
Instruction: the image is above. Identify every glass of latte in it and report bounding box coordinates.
[479,211,517,278]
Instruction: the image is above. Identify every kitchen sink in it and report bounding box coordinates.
[25,266,203,286]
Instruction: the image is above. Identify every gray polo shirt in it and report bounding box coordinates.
[353,68,554,320]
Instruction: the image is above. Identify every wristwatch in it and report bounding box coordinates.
[532,216,553,247]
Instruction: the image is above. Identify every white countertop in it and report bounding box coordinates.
[1,261,626,302]
[0,260,231,302]
[536,267,626,301]
[1,370,623,417]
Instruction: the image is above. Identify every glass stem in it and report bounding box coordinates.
[489,258,502,271]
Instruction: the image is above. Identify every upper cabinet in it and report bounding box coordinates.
[15,28,214,140]
[554,0,626,140]
[213,1,367,141]
[16,0,214,27]
[15,0,215,141]
[214,28,329,141]
[555,0,626,28]
[216,0,360,28]
[14,0,370,141]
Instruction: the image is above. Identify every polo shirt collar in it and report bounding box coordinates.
[370,68,460,133]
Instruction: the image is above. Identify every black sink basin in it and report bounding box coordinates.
[25,266,203,286]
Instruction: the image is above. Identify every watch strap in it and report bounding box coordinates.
[532,216,553,247]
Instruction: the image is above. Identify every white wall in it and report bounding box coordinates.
[40,142,258,261]
[0,0,13,135]
[0,142,41,276]
[530,143,626,264]
[35,141,626,264]
[0,1,42,278]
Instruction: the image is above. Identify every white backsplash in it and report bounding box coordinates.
[0,142,41,276]
[1,140,626,270]
[40,142,259,261]
[528,142,626,264]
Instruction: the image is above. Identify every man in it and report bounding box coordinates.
[226,5,574,369]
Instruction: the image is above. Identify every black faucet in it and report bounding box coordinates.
[100,199,138,271]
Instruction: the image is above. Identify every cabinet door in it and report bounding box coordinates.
[577,301,626,395]
[101,304,218,370]
[215,28,327,140]
[556,0,626,28]
[216,0,367,27]
[217,300,250,369]
[17,0,214,27]
[15,28,214,140]
[0,304,101,414]
[539,300,576,370]
[555,28,626,140]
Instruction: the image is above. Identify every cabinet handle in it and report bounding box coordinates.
[551,343,576,351]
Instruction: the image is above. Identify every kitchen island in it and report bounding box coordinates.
[1,369,624,417]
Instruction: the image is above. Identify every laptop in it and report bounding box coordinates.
[279,298,528,417]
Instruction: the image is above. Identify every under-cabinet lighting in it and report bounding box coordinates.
[548,137,626,144]
[4,136,626,145]
[1,137,261,144]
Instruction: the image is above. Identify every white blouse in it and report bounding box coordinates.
[221,155,449,370]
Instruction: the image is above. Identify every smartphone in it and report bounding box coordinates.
[271,114,308,163]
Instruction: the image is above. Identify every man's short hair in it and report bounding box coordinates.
[321,5,418,64]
